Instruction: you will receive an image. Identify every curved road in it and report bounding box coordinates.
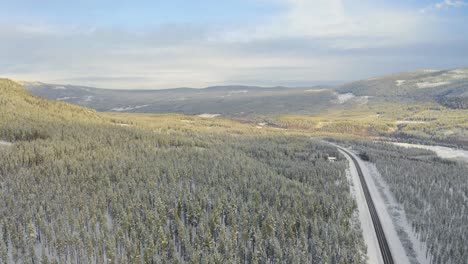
[338,147,394,264]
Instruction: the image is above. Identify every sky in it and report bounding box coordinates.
[1,0,468,89]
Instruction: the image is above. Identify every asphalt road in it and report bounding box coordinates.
[338,147,394,264]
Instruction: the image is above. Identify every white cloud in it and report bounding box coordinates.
[421,0,467,13]
[0,1,466,89]
[436,0,466,8]
[219,0,427,49]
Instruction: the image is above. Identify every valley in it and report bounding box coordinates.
[1,67,467,263]
[3,1,468,263]
[24,68,468,146]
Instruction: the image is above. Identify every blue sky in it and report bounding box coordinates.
[1,0,468,88]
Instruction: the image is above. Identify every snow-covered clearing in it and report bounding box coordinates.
[448,69,468,79]
[339,149,384,264]
[111,107,134,112]
[395,120,427,125]
[0,141,12,146]
[197,113,220,118]
[227,90,248,96]
[56,96,76,101]
[334,92,355,104]
[391,142,468,163]
[396,80,406,86]
[111,105,149,112]
[416,82,450,88]
[304,88,329,93]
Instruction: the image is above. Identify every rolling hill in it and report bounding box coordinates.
[22,68,468,124]
[338,68,468,108]
[16,68,468,146]
[23,83,338,117]
[0,78,367,263]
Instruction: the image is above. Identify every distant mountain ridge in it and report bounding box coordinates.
[338,68,468,108]
[23,82,335,116]
[21,67,468,116]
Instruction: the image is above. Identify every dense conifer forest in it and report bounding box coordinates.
[0,80,366,263]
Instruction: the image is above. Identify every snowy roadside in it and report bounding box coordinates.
[339,149,384,264]
[364,163,430,264]
[349,149,429,264]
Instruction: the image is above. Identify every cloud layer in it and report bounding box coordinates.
[1,0,467,88]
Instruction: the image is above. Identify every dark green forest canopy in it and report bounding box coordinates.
[0,80,366,263]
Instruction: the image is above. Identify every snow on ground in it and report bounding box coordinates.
[111,106,134,112]
[0,141,12,146]
[416,82,450,88]
[53,86,67,90]
[448,69,468,79]
[111,105,149,112]
[391,142,468,163]
[334,92,355,104]
[365,162,430,264]
[56,96,76,101]
[339,149,384,264]
[134,105,148,109]
[304,88,329,93]
[395,120,427,125]
[197,113,220,118]
[347,149,413,264]
[396,80,406,86]
[227,90,248,96]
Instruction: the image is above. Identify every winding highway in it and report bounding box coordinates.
[338,147,394,264]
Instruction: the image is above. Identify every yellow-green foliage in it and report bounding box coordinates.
[104,112,276,136]
[0,79,278,142]
[271,101,468,142]
[0,79,100,122]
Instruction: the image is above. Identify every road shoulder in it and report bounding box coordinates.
[339,149,384,264]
